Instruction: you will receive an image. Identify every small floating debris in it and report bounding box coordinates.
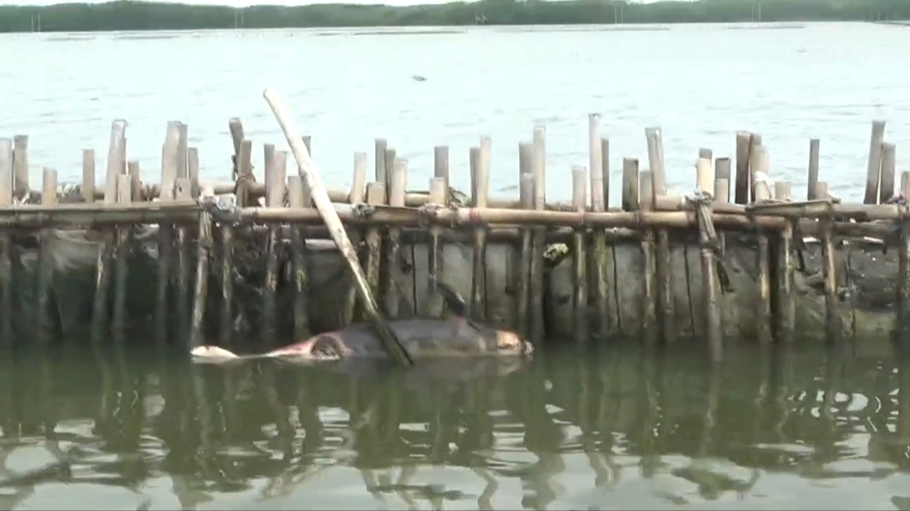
[412,75,427,82]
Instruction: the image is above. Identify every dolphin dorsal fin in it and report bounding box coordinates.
[437,282,468,317]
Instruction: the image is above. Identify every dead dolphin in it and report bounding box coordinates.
[190,283,533,364]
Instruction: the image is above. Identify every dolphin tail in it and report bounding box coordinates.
[436,281,468,318]
[190,345,245,363]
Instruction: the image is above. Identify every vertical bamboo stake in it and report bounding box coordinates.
[91,171,117,343]
[221,120,245,347]
[235,140,254,207]
[287,175,311,340]
[516,171,534,339]
[638,168,657,343]
[753,145,772,344]
[748,133,763,203]
[881,142,897,203]
[342,153,368,325]
[426,177,447,318]
[696,158,721,361]
[385,158,408,318]
[263,149,287,344]
[175,178,192,344]
[11,135,28,203]
[645,127,674,344]
[471,138,491,321]
[156,121,180,344]
[572,166,589,343]
[864,120,886,204]
[105,120,127,202]
[187,148,200,198]
[82,149,95,203]
[374,139,388,185]
[0,139,11,343]
[434,146,450,193]
[384,148,396,197]
[774,181,795,344]
[621,157,638,337]
[190,207,213,349]
[588,114,610,339]
[36,167,57,343]
[815,181,839,343]
[715,157,731,255]
[127,160,142,201]
[111,173,132,343]
[734,131,751,205]
[529,126,547,343]
[364,182,386,306]
[699,148,713,160]
[807,139,820,200]
[898,171,910,340]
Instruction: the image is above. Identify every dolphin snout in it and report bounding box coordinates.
[494,329,532,356]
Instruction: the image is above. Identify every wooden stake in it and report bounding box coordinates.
[111,173,132,343]
[156,121,180,345]
[734,131,751,205]
[773,181,795,344]
[807,139,820,200]
[12,135,28,202]
[516,169,534,339]
[572,166,589,344]
[815,181,840,343]
[263,149,287,343]
[696,158,721,361]
[36,167,57,343]
[0,139,11,343]
[898,171,910,340]
[588,115,611,339]
[364,182,386,310]
[645,127,674,345]
[434,146,450,193]
[385,158,408,317]
[471,138,491,321]
[82,149,95,203]
[287,175,311,340]
[864,120,886,204]
[638,168,657,343]
[426,177,447,318]
[190,207,213,349]
[881,142,897,203]
[753,145,772,344]
[342,152,368,326]
[175,178,192,344]
[529,126,547,343]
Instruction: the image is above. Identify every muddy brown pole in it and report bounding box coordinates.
[262,88,413,367]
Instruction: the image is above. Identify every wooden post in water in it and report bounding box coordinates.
[36,167,57,343]
[426,177,447,318]
[747,133,763,204]
[638,168,657,344]
[111,173,132,343]
[364,182,385,304]
[342,153,368,325]
[92,121,126,343]
[715,158,731,255]
[588,114,611,339]
[645,128,674,344]
[807,139,820,200]
[287,175,311,340]
[0,139,12,343]
[516,170,534,339]
[128,160,142,201]
[156,121,180,345]
[174,178,192,343]
[374,139,388,186]
[695,158,721,361]
[220,120,245,347]
[881,143,897,203]
[384,159,408,317]
[898,171,910,340]
[753,145,773,344]
[734,131,751,205]
[82,149,95,203]
[12,135,28,202]
[434,146,449,193]
[190,207,213,349]
[263,149,287,343]
[773,181,795,344]
[529,126,547,343]
[815,181,840,343]
[471,138,491,321]
[621,157,638,337]
[384,148,396,199]
[864,120,886,204]
[571,166,589,344]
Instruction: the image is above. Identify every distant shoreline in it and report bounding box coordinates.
[0,0,906,34]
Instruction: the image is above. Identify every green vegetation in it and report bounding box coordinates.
[0,0,907,33]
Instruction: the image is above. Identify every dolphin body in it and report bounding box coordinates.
[190,284,533,364]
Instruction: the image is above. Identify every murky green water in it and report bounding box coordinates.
[3,340,910,510]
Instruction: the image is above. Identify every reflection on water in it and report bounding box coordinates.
[2,341,910,509]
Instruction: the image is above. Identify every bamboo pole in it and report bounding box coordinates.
[638,168,657,343]
[82,149,95,203]
[263,149,287,344]
[807,139,820,200]
[753,145,772,344]
[287,175,311,340]
[384,158,408,317]
[734,131,751,205]
[111,173,132,343]
[529,126,547,343]
[572,166,589,344]
[774,181,795,344]
[190,207,213,349]
[645,128,674,345]
[881,142,897,204]
[0,139,11,343]
[588,114,611,339]
[815,181,840,343]
[471,138,491,321]
[12,135,28,203]
[426,177,447,318]
[156,121,180,345]
[262,87,412,366]
[516,171,534,340]
[36,167,57,343]
[695,158,721,361]
[864,120,886,204]
[342,153,368,326]
[175,178,192,344]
